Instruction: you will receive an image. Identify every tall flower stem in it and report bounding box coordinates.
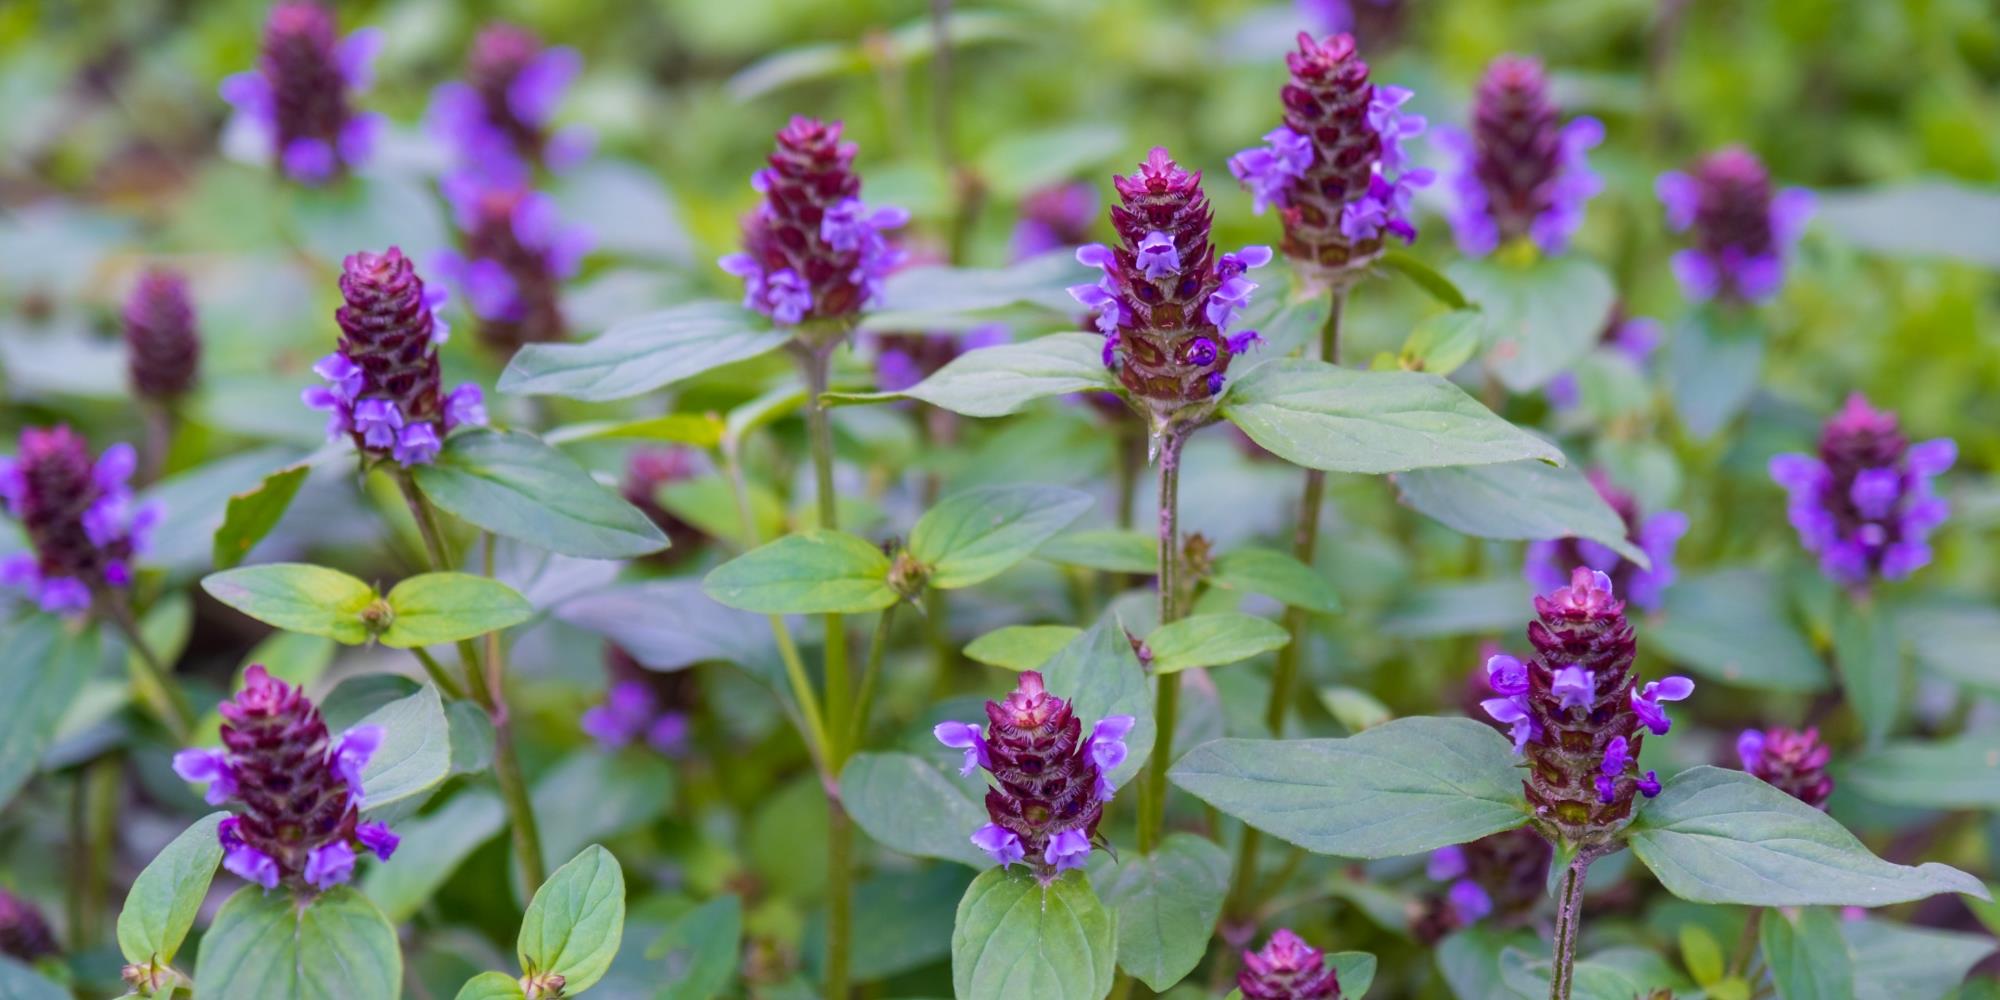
[99,593,195,742]
[394,472,546,891]
[722,441,831,773]
[1228,288,1344,919]
[1137,424,1191,854]
[800,341,855,1000]
[1549,851,1593,1000]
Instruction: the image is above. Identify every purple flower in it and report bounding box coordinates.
[1227,127,1315,215]
[971,822,1026,869]
[1636,771,1661,798]
[1551,665,1597,710]
[427,23,592,182]
[1524,469,1686,612]
[303,842,356,890]
[1239,928,1340,1000]
[219,818,282,890]
[356,821,401,860]
[1657,148,1813,303]
[1737,726,1833,809]
[1770,395,1954,588]
[1426,844,1468,880]
[1630,676,1693,735]
[934,720,990,777]
[433,179,592,354]
[870,323,1010,393]
[124,268,201,401]
[1434,56,1601,256]
[222,3,382,185]
[1447,880,1494,924]
[1044,828,1093,873]
[941,672,1117,880]
[1011,183,1098,260]
[1,427,158,613]
[172,748,238,805]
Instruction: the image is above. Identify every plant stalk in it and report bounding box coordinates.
[1137,425,1190,853]
[722,442,832,773]
[848,606,899,752]
[802,343,855,1000]
[1549,851,1593,1000]
[100,592,195,742]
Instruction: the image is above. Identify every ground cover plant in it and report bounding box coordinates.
[2,0,1999,997]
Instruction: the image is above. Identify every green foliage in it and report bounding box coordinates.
[951,868,1117,1000]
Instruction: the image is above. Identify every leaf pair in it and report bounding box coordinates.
[203,564,531,649]
[454,845,628,999]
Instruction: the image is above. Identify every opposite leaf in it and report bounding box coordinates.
[1448,254,1614,393]
[380,572,534,649]
[952,868,1117,1000]
[1096,833,1229,991]
[193,885,401,1000]
[1208,546,1340,613]
[702,530,896,614]
[1627,766,1989,906]
[830,332,1117,417]
[519,844,627,996]
[118,812,226,968]
[964,625,1083,671]
[352,684,453,815]
[201,562,377,644]
[910,485,1094,590]
[840,752,992,869]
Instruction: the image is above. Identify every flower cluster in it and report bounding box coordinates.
[1737,726,1833,810]
[581,645,693,757]
[428,23,593,184]
[172,666,399,892]
[1769,394,1954,587]
[1011,183,1099,259]
[719,117,908,326]
[1656,147,1814,303]
[1227,33,1430,283]
[1238,928,1341,1000]
[1069,148,1272,406]
[1,428,159,614]
[1433,55,1603,256]
[934,671,1133,879]
[0,888,56,963]
[124,268,201,402]
[220,1,383,185]
[1544,306,1660,411]
[1482,567,1693,845]
[872,324,1010,393]
[303,248,487,467]
[434,175,593,354]
[1524,469,1687,613]
[1413,827,1550,943]
[1297,0,1406,48]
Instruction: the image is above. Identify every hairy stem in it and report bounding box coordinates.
[802,343,855,1000]
[100,592,195,742]
[1138,425,1189,853]
[1550,851,1592,1000]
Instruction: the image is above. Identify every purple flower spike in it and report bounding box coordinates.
[434,177,591,355]
[585,646,703,759]
[1228,32,1431,284]
[1770,395,1954,588]
[1,426,157,613]
[180,666,397,894]
[0,888,59,963]
[1434,55,1601,256]
[1737,726,1833,809]
[719,118,905,325]
[1239,928,1340,1000]
[428,23,591,183]
[1011,183,1099,260]
[1524,469,1686,612]
[124,268,202,401]
[1657,147,1812,303]
[223,3,381,185]
[1412,827,1552,943]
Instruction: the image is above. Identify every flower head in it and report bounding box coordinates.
[0,888,57,963]
[428,23,592,185]
[1,428,159,614]
[934,671,1132,880]
[1238,928,1340,1000]
[582,645,697,757]
[1525,469,1687,612]
[1411,826,1549,943]
[1012,183,1099,259]
[124,268,202,401]
[1657,147,1813,303]
[1433,56,1601,256]
[1769,395,1953,588]
[1228,32,1430,283]
[220,2,383,185]
[719,117,906,326]
[434,175,592,355]
[1737,726,1833,809]
[303,248,486,467]
[171,666,397,893]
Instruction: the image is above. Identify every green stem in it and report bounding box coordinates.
[100,593,195,742]
[1730,906,1764,977]
[722,442,832,772]
[74,756,119,950]
[1137,426,1189,853]
[848,606,899,752]
[1549,852,1592,1000]
[802,343,854,1000]
[826,799,854,1000]
[411,647,467,700]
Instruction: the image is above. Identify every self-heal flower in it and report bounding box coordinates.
[1433,55,1602,256]
[1238,928,1341,1000]
[1227,32,1431,285]
[172,666,398,893]
[1657,147,1814,303]
[0,888,57,963]
[1769,394,1954,588]
[1,429,160,614]
[934,671,1132,879]
[220,2,383,185]
[1068,148,1271,406]
[123,268,201,401]
[1011,183,1098,259]
[1525,469,1687,612]
[427,23,593,186]
[1737,726,1833,809]
[582,646,697,757]
[304,248,486,468]
[719,118,906,326]
[434,175,592,355]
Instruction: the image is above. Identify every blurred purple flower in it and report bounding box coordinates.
[220,2,383,185]
[1,428,159,614]
[1657,147,1814,303]
[1769,394,1953,588]
[1433,55,1602,256]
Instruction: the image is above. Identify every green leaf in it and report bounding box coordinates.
[702,530,896,614]
[952,868,1117,1000]
[554,580,776,673]
[1679,924,1725,985]
[193,885,401,1000]
[353,684,453,815]
[1398,309,1485,375]
[548,158,694,264]
[871,251,1085,321]
[211,461,310,570]
[1650,569,1829,692]
[1834,601,1901,747]
[1760,907,1853,1000]
[1814,181,2000,268]
[543,413,725,448]
[1378,250,1470,308]
[1448,255,1614,392]
[413,430,670,560]
[201,562,377,644]
[828,333,1117,416]
[1039,620,1155,791]
[1318,686,1393,733]
[379,573,534,649]
[361,792,504,923]
[1144,613,1289,674]
[1843,918,1997,1000]
[1096,833,1229,991]
[1837,737,2000,809]
[964,625,1082,671]
[1900,600,2000,692]
[498,301,787,401]
[518,845,626,995]
[1330,952,1379,997]
[1168,717,1530,859]
[1036,529,1157,574]
[0,957,66,1000]
[911,485,1095,589]
[660,475,784,545]
[452,971,527,1000]
[840,752,992,869]
[117,812,225,967]
[1394,459,1649,567]
[1381,579,1532,637]
[0,618,95,810]
[844,867,971,981]
[1665,306,1764,439]
[1220,359,1564,474]
[1208,547,1340,613]
[1626,766,1989,906]
[651,894,742,1000]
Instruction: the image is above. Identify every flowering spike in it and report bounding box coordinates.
[1227,33,1430,284]
[124,268,202,401]
[1434,55,1602,256]
[580,645,695,757]
[1,427,159,613]
[1412,827,1550,943]
[220,2,383,185]
[0,888,57,962]
[427,23,592,184]
[933,671,1131,880]
[1238,928,1341,999]
[303,248,486,467]
[171,666,397,893]
[1657,147,1814,303]
[719,117,906,326]
[1769,395,1953,588]
[434,176,592,354]
[1012,183,1099,260]
[1737,726,1833,809]
[1524,469,1687,612]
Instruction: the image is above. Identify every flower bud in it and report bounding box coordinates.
[1656,147,1814,303]
[124,268,201,401]
[0,427,159,613]
[219,2,383,185]
[1524,470,1686,612]
[1238,928,1341,999]
[1769,394,1954,588]
[0,888,57,962]
[435,177,592,355]
[1435,55,1602,256]
[1737,726,1833,810]
[428,23,593,183]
